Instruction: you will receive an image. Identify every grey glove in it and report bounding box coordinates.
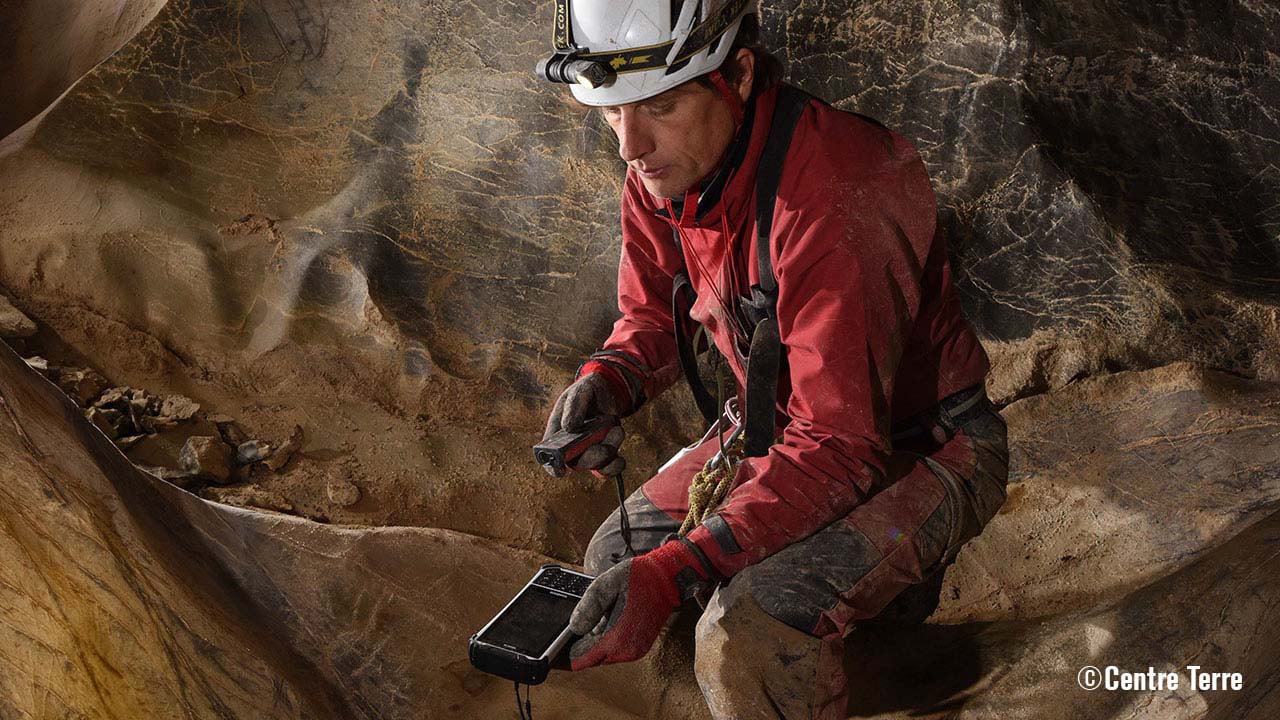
[542,373,626,477]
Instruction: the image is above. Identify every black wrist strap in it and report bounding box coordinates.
[588,349,651,374]
[676,535,722,582]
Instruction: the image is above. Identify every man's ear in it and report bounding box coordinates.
[733,48,755,102]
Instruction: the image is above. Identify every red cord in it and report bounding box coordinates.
[669,199,750,345]
[706,69,745,129]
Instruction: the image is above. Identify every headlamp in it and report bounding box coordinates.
[535,51,616,90]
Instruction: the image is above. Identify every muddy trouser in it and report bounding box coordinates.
[583,397,1009,720]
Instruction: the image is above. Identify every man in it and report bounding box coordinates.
[537,2,1009,717]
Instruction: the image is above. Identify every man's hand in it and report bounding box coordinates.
[567,540,713,669]
[542,373,626,477]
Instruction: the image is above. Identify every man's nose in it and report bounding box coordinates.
[615,110,655,163]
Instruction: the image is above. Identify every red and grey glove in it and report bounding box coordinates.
[567,538,717,669]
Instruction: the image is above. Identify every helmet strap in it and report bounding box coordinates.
[706,69,745,129]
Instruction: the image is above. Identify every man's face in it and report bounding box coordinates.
[599,82,736,199]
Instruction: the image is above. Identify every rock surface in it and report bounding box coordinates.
[0,295,37,338]
[938,361,1280,625]
[1,0,1275,406]
[0,0,661,546]
[760,1,1280,399]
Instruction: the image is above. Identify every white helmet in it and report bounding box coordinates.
[536,0,752,106]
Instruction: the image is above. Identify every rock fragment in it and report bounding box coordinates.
[92,386,198,438]
[137,465,199,489]
[201,484,295,513]
[179,435,234,484]
[0,295,37,338]
[235,440,272,465]
[55,368,109,406]
[43,369,292,491]
[266,425,303,472]
[211,415,248,444]
[326,477,361,507]
[115,434,144,450]
[93,386,127,408]
[233,462,271,483]
[86,407,121,439]
[28,366,268,490]
[140,414,178,433]
[158,395,200,422]
[129,392,154,414]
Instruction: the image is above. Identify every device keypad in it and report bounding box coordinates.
[533,566,593,596]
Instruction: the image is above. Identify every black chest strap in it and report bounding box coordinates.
[671,238,720,423]
[741,84,810,456]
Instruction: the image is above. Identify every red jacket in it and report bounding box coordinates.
[581,83,989,577]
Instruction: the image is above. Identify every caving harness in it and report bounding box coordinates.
[668,83,811,534]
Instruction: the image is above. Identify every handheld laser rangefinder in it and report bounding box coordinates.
[532,415,615,476]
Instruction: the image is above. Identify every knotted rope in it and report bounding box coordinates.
[678,431,744,536]
[678,346,748,536]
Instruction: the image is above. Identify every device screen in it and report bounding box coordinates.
[478,586,579,657]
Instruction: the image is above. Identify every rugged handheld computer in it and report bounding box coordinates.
[468,564,595,685]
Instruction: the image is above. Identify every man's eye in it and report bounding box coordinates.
[648,103,675,116]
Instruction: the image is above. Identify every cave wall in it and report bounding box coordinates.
[767,0,1280,396]
[1,0,1276,415]
[0,0,1277,542]
[0,0,168,139]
